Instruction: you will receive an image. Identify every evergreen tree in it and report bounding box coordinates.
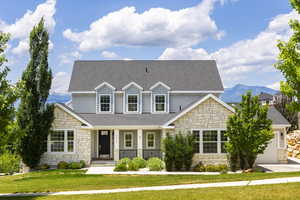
[226,92,273,170]
[274,0,300,112]
[17,19,54,168]
[0,32,20,153]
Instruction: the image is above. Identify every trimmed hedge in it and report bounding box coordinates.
[193,163,229,173]
[57,161,86,169]
[132,157,147,169]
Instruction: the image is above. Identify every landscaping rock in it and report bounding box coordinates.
[287,130,300,158]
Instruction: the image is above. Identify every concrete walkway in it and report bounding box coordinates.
[1,176,300,198]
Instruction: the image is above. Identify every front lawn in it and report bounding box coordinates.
[0,170,300,194]
[2,182,300,200]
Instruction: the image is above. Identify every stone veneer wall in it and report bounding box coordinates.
[40,106,91,166]
[173,98,233,165]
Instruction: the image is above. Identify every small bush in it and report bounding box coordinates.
[36,164,50,170]
[193,163,229,172]
[114,163,128,172]
[68,162,82,169]
[147,157,165,171]
[0,152,20,175]
[57,161,69,169]
[79,160,86,168]
[132,157,147,169]
[128,161,139,171]
[117,157,131,167]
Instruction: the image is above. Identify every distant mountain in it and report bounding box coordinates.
[220,84,278,103]
[47,93,71,104]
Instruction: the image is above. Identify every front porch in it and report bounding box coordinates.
[90,129,167,161]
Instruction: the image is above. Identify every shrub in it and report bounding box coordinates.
[68,162,82,169]
[117,157,131,167]
[36,164,50,170]
[128,161,139,171]
[114,163,128,172]
[57,161,69,169]
[193,163,229,172]
[0,152,20,175]
[79,160,86,168]
[163,133,195,171]
[147,157,164,171]
[132,157,147,169]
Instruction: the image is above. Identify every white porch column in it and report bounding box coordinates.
[114,129,120,161]
[137,129,143,158]
[161,129,167,159]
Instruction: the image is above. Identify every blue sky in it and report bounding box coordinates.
[0,0,297,93]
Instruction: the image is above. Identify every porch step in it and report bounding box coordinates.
[91,160,116,167]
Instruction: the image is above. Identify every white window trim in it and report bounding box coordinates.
[98,94,112,113]
[153,94,167,113]
[191,129,227,155]
[46,129,76,154]
[124,132,133,149]
[146,132,156,149]
[126,94,139,113]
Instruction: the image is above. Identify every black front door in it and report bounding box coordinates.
[99,130,110,155]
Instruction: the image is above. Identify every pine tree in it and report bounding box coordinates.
[0,32,20,153]
[274,0,300,112]
[17,19,54,168]
[226,92,273,170]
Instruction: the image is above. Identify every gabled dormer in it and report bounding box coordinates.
[122,82,143,114]
[95,82,116,114]
[150,82,170,113]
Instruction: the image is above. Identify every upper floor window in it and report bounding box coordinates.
[154,95,166,112]
[99,94,111,112]
[127,94,138,112]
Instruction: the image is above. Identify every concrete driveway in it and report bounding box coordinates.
[258,157,300,172]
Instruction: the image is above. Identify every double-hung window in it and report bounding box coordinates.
[203,130,218,153]
[124,132,133,148]
[220,131,228,153]
[154,95,166,112]
[99,95,111,112]
[48,130,75,153]
[146,132,155,149]
[193,130,200,153]
[127,95,138,112]
[192,130,227,154]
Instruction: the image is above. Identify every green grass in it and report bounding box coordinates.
[0,170,300,194]
[1,182,300,200]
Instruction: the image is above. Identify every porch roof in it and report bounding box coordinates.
[80,113,177,126]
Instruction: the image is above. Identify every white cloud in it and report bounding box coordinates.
[63,0,225,51]
[51,72,70,94]
[0,0,56,55]
[159,11,299,85]
[101,51,119,59]
[267,81,280,90]
[59,51,82,65]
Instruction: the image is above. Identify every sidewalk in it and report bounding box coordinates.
[1,176,300,198]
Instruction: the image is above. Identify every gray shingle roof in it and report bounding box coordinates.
[68,60,223,92]
[80,113,177,126]
[267,106,290,125]
[258,92,273,101]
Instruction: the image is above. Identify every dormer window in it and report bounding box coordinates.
[99,94,111,112]
[154,94,166,112]
[127,94,138,112]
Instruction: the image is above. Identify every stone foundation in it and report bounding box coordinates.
[192,154,228,166]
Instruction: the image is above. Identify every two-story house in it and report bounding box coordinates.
[41,60,290,166]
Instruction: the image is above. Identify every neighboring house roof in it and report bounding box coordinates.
[68,60,224,92]
[267,106,290,126]
[258,92,273,101]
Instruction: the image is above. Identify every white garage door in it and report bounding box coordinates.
[256,132,278,164]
